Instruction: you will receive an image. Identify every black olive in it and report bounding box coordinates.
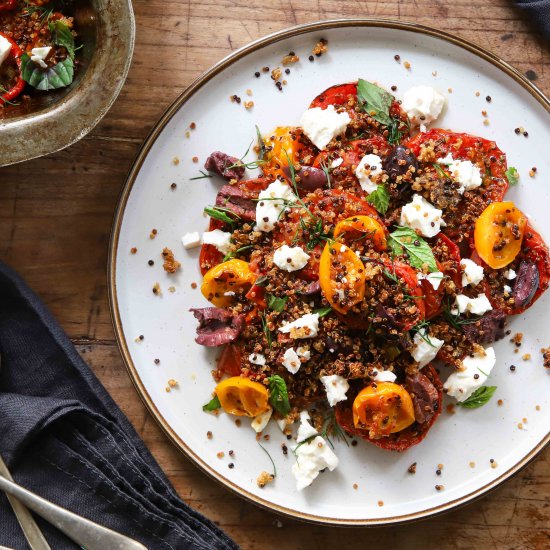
[383,145,419,182]
[282,165,328,190]
[512,260,539,308]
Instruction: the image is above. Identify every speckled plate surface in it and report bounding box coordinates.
[109,20,550,525]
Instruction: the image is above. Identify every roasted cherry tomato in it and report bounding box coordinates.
[245,282,267,309]
[199,218,226,275]
[0,32,24,103]
[352,382,415,438]
[334,215,387,251]
[0,1,17,12]
[319,242,366,314]
[261,126,305,180]
[310,82,358,109]
[215,376,270,417]
[201,259,256,307]
[474,202,527,269]
[217,343,243,377]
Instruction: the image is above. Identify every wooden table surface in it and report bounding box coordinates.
[1,1,549,548]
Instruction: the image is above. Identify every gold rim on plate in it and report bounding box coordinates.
[108,18,550,526]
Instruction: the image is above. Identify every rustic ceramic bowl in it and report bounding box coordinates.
[0,0,135,167]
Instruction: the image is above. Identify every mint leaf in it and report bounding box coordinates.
[457,386,497,409]
[367,184,390,214]
[314,306,333,317]
[202,395,221,412]
[267,375,291,416]
[21,55,74,90]
[357,79,393,126]
[49,20,75,59]
[267,294,288,312]
[505,166,519,186]
[388,226,438,272]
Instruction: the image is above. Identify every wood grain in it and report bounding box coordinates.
[1,1,549,548]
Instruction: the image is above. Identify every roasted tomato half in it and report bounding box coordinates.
[215,376,270,417]
[216,343,243,377]
[201,259,256,307]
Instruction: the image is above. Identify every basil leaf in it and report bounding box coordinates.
[21,55,74,90]
[388,226,438,272]
[314,306,333,317]
[505,166,519,186]
[267,294,288,312]
[202,395,221,412]
[457,386,497,409]
[49,20,75,59]
[366,184,390,214]
[267,375,291,416]
[357,78,393,126]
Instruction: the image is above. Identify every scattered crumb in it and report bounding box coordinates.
[408,462,417,474]
[446,404,455,415]
[134,335,144,343]
[130,247,137,254]
[217,452,225,459]
[152,282,162,296]
[541,347,550,368]
[435,485,444,491]
[162,247,181,273]
[491,461,498,469]
[497,399,503,406]
[432,70,437,76]
[168,379,178,388]
[207,431,213,439]
[244,101,254,110]
[172,157,180,166]
[230,94,241,104]
[168,286,176,293]
[512,333,523,346]
[447,87,453,93]
[191,282,198,289]
[257,471,274,488]
[190,122,196,130]
[403,60,411,70]
[437,463,443,470]
[518,422,524,430]
[165,386,171,393]
[486,96,492,103]
[483,119,490,126]
[475,91,480,97]
[192,156,198,163]
[394,54,401,62]
[185,131,190,138]
[536,405,541,411]
[235,419,241,427]
[482,110,487,117]
[271,67,282,81]
[469,461,476,468]
[353,483,358,490]
[150,228,158,239]
[170,183,177,190]
[312,38,328,56]
[246,89,253,96]
[523,417,527,423]
[282,53,299,66]
[262,66,269,73]
[377,500,384,507]
[522,353,531,361]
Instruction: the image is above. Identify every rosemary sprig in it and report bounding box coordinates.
[258,441,277,478]
[319,160,331,188]
[190,170,214,180]
[260,312,272,349]
[204,206,239,225]
[293,408,349,454]
[223,244,253,262]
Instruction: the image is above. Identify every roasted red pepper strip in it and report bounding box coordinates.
[0,1,17,12]
[0,32,24,103]
[216,343,243,377]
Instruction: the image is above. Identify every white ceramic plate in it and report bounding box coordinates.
[109,20,550,525]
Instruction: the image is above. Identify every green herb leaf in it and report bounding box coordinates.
[387,117,409,145]
[267,294,288,312]
[256,124,266,160]
[432,163,448,178]
[505,166,519,186]
[357,78,393,126]
[366,184,390,214]
[202,395,221,412]
[21,54,74,91]
[388,226,438,272]
[267,375,291,417]
[254,275,269,287]
[49,20,75,59]
[457,386,497,409]
[190,170,213,180]
[314,306,333,317]
[260,312,272,348]
[204,206,238,225]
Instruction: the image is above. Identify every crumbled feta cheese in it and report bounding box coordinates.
[273,245,310,272]
[296,346,311,361]
[202,229,231,254]
[251,407,272,433]
[282,347,301,374]
[30,46,52,69]
[411,329,444,367]
[331,157,343,168]
[0,35,12,69]
[418,271,444,290]
[419,123,428,133]
[255,180,297,232]
[371,369,397,382]
[223,291,236,297]
[299,105,351,150]
[181,232,201,249]
[400,194,446,238]
[444,347,496,402]
[355,154,383,194]
[454,294,493,315]
[504,269,517,280]
[320,375,349,406]
[278,313,320,339]
[402,86,446,126]
[460,258,484,287]
[249,353,266,366]
[292,436,339,490]
[296,411,318,442]
[438,153,482,193]
[503,285,512,295]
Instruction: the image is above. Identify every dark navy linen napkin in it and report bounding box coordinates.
[0,260,239,550]
[516,0,550,37]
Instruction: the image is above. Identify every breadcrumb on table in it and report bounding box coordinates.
[257,471,274,488]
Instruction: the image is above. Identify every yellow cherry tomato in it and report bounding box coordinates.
[352,382,415,438]
[334,215,387,251]
[215,376,270,417]
[319,241,366,314]
[201,259,256,307]
[262,126,304,180]
[474,201,527,269]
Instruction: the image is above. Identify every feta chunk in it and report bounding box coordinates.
[296,411,318,443]
[503,285,512,295]
[400,194,446,238]
[0,35,12,69]
[296,346,311,361]
[504,269,517,280]
[454,294,493,315]
[320,375,349,406]
[402,86,446,126]
[331,157,343,168]
[251,407,272,433]
[418,271,444,290]
[202,229,231,255]
[282,347,302,374]
[30,46,52,69]
[181,232,201,249]
[371,369,397,382]
[411,329,444,367]
[300,105,351,150]
[292,436,339,490]
[255,180,297,232]
[249,353,266,366]
[273,245,310,272]
[444,347,496,402]
[438,153,482,193]
[355,154,383,194]
[278,313,320,339]
[460,258,485,287]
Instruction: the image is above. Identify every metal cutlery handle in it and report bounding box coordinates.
[0,475,147,550]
